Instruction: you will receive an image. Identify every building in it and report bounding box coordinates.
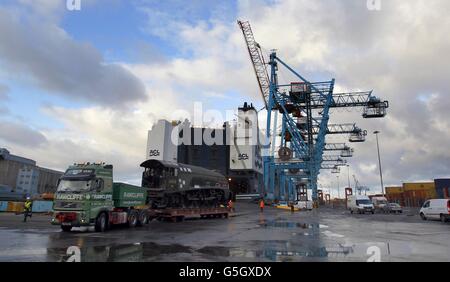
[144,103,264,195]
[0,148,63,199]
[0,148,36,190]
[15,167,39,196]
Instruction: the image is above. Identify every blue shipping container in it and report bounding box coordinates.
[434,179,450,198]
[32,201,53,213]
[0,201,8,211]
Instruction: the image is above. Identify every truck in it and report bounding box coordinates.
[52,163,150,232]
[347,195,375,214]
[52,162,229,232]
[371,196,388,212]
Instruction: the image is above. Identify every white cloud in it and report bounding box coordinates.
[2,0,450,191]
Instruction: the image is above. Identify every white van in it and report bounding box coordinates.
[419,199,450,222]
[294,201,313,211]
[371,196,388,211]
[347,195,375,214]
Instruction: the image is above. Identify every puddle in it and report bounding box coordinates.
[259,220,326,230]
[47,242,193,262]
[197,243,354,261]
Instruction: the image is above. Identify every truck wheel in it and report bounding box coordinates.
[128,210,138,228]
[441,214,448,223]
[95,213,107,232]
[420,213,427,221]
[137,210,149,226]
[61,225,72,232]
[350,210,353,214]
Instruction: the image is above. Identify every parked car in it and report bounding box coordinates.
[384,203,403,214]
[419,199,450,222]
[347,195,375,214]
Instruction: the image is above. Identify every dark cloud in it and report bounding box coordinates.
[0,7,147,108]
[0,120,48,147]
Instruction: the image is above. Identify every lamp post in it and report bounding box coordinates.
[336,175,340,199]
[373,131,385,197]
[347,164,351,188]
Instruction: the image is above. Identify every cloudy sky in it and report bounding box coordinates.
[0,0,449,195]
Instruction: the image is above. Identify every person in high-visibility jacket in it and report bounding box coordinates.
[23,197,33,222]
[227,200,235,212]
[259,199,265,212]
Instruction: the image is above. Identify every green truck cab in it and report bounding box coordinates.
[52,163,149,232]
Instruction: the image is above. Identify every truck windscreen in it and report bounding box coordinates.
[57,180,92,192]
[356,200,372,205]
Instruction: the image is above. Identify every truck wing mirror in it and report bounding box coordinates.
[95,180,103,192]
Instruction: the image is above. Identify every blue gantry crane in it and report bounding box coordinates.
[238,20,389,206]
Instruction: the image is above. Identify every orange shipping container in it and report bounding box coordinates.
[386,186,403,194]
[403,189,435,207]
[403,182,435,191]
[7,202,24,213]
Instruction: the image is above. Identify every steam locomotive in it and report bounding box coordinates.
[140,159,231,209]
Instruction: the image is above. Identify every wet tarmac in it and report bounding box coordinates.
[0,202,449,262]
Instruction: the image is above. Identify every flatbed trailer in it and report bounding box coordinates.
[52,163,231,232]
[148,207,229,222]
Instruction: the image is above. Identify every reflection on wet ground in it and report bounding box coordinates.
[1,203,449,262]
[47,242,193,262]
[46,240,357,262]
[198,243,354,262]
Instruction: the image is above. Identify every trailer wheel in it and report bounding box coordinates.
[95,213,107,232]
[128,210,138,228]
[137,210,149,226]
[61,225,72,232]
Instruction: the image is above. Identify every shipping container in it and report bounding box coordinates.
[403,188,438,207]
[112,183,147,208]
[403,182,435,192]
[7,201,23,213]
[0,201,8,211]
[434,179,450,199]
[386,194,404,206]
[32,200,53,213]
[386,186,403,194]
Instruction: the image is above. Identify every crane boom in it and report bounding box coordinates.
[237,20,270,108]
